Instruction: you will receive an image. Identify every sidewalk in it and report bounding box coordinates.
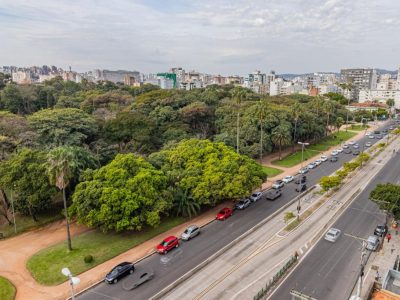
[0,122,385,300]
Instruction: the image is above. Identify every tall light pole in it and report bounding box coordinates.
[356,241,367,298]
[360,118,369,168]
[62,267,80,300]
[297,142,309,220]
[10,186,17,233]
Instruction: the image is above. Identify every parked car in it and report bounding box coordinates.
[122,269,154,290]
[376,134,383,139]
[374,225,388,237]
[156,236,179,254]
[389,126,394,130]
[314,159,322,166]
[344,148,352,154]
[282,175,294,183]
[181,225,200,241]
[295,183,307,192]
[294,175,307,184]
[366,235,380,251]
[365,132,371,136]
[265,189,282,200]
[330,156,338,162]
[365,142,372,147]
[331,150,338,156]
[216,207,233,220]
[369,135,375,139]
[272,180,284,189]
[342,144,349,149]
[324,228,341,243]
[353,150,360,155]
[250,192,262,202]
[235,198,251,210]
[105,262,135,284]
[353,144,359,149]
[299,167,309,174]
[307,162,317,169]
[348,140,356,145]
[320,155,328,162]
[337,148,343,153]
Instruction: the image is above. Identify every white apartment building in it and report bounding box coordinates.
[359,90,400,109]
[12,70,32,84]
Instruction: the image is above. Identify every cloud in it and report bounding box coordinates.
[0,0,399,74]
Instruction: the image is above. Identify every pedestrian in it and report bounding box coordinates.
[387,233,392,243]
[375,271,380,281]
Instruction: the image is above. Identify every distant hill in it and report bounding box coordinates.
[280,69,398,79]
[375,69,397,75]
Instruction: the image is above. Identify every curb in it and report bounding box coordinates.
[150,187,315,300]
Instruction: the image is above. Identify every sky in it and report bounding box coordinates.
[0,0,399,75]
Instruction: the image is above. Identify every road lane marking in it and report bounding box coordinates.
[344,233,368,242]
[87,290,121,300]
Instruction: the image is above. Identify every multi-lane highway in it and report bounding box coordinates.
[77,121,393,300]
[270,141,400,300]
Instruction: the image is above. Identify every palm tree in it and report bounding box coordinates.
[290,102,303,153]
[47,146,88,251]
[271,124,292,160]
[322,100,335,136]
[231,87,247,154]
[311,95,324,116]
[256,98,268,163]
[339,83,353,131]
[174,188,200,219]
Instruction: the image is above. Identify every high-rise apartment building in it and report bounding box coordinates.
[340,68,377,100]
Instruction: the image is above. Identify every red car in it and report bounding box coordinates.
[216,207,233,220]
[156,236,179,254]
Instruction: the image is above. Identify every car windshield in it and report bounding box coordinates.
[184,229,190,234]
[327,232,335,237]
[239,200,245,204]
[219,210,225,214]
[252,193,257,197]
[110,269,120,276]
[160,240,169,246]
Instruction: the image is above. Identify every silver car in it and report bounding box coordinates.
[250,192,262,202]
[324,228,341,242]
[366,235,379,251]
[181,225,200,241]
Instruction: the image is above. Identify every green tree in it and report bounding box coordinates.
[70,153,173,232]
[322,100,335,136]
[370,183,400,219]
[256,98,268,161]
[150,139,266,206]
[0,149,56,221]
[319,175,342,191]
[231,87,247,153]
[0,84,24,114]
[290,102,303,153]
[47,146,96,250]
[28,108,97,147]
[271,123,292,160]
[386,98,395,108]
[173,188,201,219]
[335,116,344,132]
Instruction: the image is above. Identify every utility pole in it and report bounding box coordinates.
[356,241,367,298]
[360,117,369,168]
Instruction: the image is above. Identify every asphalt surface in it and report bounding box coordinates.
[270,136,400,300]
[77,122,394,300]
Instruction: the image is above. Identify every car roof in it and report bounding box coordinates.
[328,228,340,233]
[187,225,198,230]
[164,236,177,242]
[117,262,131,267]
[368,235,378,242]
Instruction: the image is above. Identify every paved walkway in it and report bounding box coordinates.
[0,122,384,300]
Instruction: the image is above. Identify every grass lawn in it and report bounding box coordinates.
[308,131,357,152]
[348,124,369,131]
[0,210,63,239]
[272,149,320,168]
[0,276,16,300]
[27,216,186,285]
[261,165,283,178]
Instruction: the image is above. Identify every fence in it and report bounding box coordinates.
[253,255,298,300]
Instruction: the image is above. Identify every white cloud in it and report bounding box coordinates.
[0,0,399,74]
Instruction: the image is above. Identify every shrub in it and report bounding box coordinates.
[84,255,93,264]
[284,211,295,223]
[343,161,359,172]
[319,175,342,191]
[335,169,348,179]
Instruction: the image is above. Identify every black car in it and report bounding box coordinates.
[235,198,251,210]
[353,150,360,155]
[294,175,307,184]
[330,156,338,162]
[296,184,307,192]
[344,148,352,154]
[105,262,135,284]
[374,225,388,237]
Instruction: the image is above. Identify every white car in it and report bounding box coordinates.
[348,140,356,145]
[282,175,294,183]
[365,142,372,147]
[369,135,375,139]
[314,159,322,166]
[299,167,309,174]
[342,144,349,149]
[353,144,359,149]
[320,155,328,162]
[307,162,317,169]
[331,150,338,156]
[337,148,343,153]
[324,228,341,242]
[250,192,262,202]
[365,132,371,136]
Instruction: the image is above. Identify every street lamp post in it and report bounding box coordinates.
[360,118,369,168]
[62,268,80,300]
[356,241,367,298]
[297,142,309,220]
[10,187,17,234]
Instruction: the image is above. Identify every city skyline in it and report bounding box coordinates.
[1,0,399,75]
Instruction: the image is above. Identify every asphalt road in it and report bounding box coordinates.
[270,137,400,300]
[78,122,394,300]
